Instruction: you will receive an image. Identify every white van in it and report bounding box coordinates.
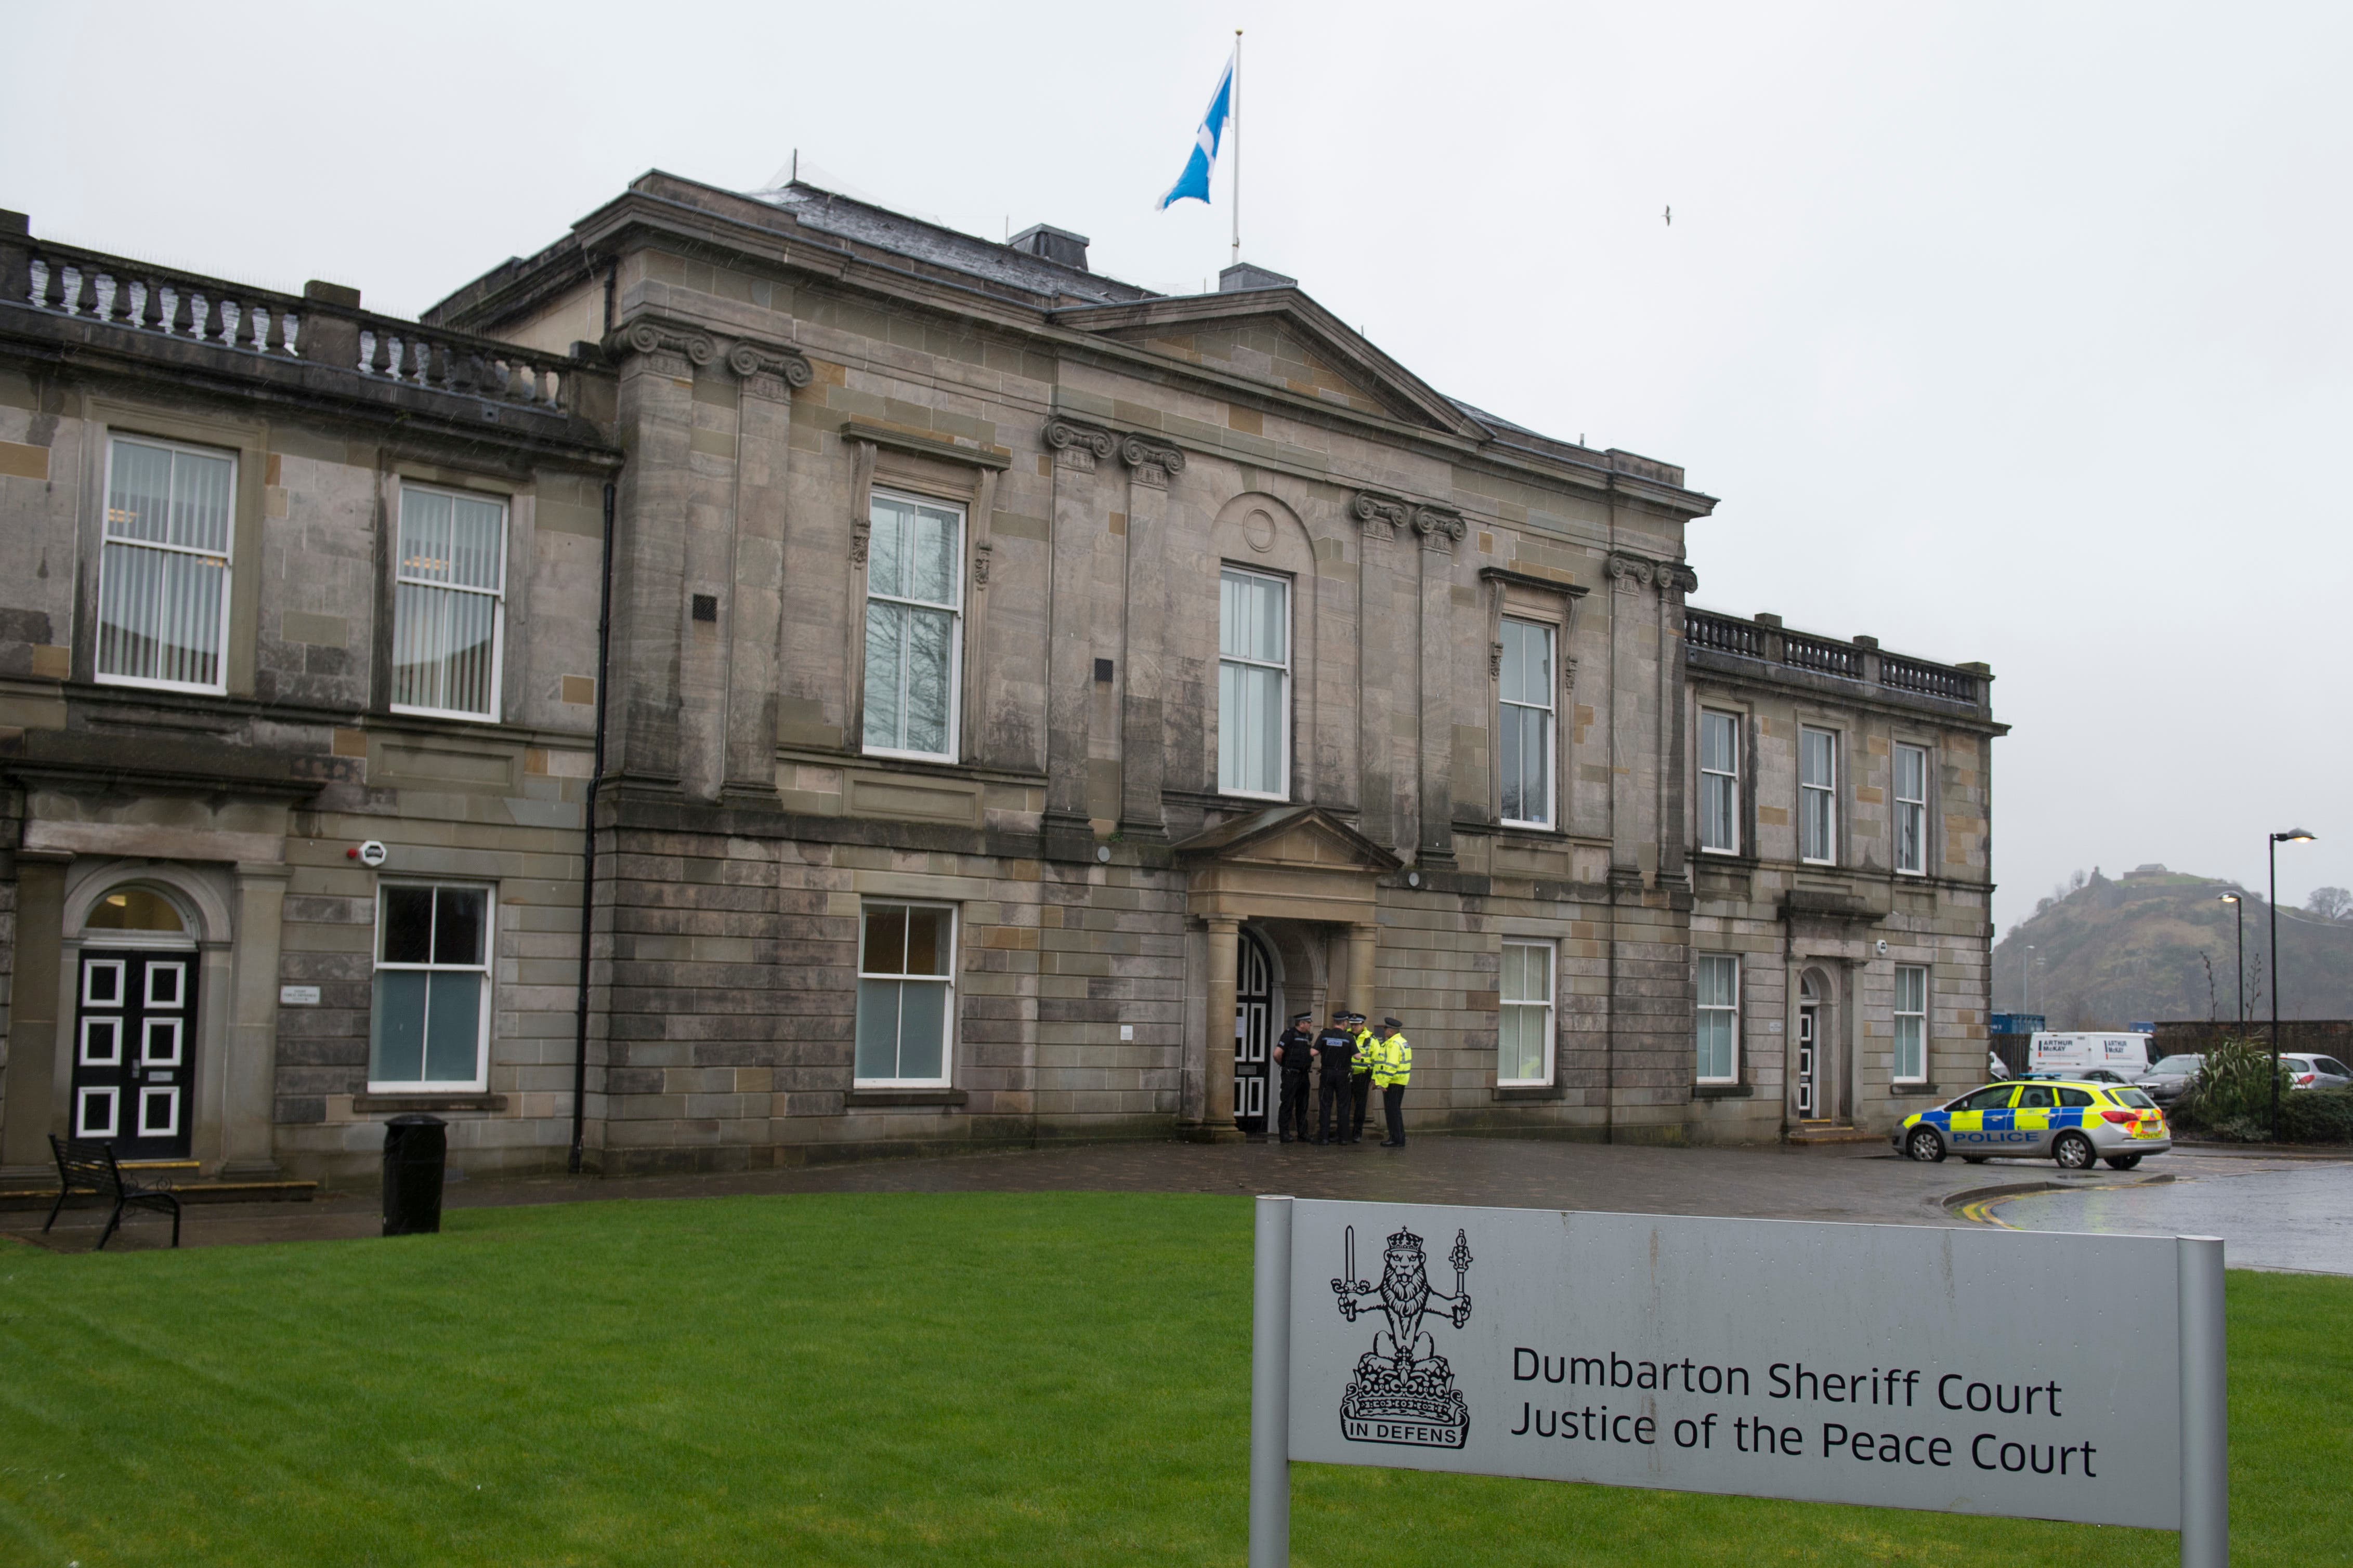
[2027,1032,2153,1079]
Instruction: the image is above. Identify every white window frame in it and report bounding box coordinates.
[861,489,965,763]
[1498,618,1557,830]
[1217,565,1292,801]
[854,899,958,1089]
[368,880,494,1094]
[1893,742,1929,877]
[1698,708,1741,855]
[391,482,509,722]
[1798,726,1838,865]
[1696,953,1741,1085]
[1893,964,1929,1083]
[1498,939,1557,1087]
[96,433,236,695]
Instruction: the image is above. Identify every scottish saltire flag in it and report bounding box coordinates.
[1156,54,1235,210]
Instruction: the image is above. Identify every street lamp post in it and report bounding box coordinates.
[2217,894,2243,1025]
[2268,829,2316,1140]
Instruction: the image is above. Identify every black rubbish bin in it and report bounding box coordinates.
[382,1113,448,1236]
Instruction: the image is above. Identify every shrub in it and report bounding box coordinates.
[2175,1037,2290,1128]
[2277,1089,2353,1144]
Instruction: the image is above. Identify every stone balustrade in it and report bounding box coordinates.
[5,227,584,416]
[1684,607,1991,710]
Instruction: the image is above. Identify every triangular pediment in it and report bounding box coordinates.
[1171,806,1403,873]
[1052,292,1488,439]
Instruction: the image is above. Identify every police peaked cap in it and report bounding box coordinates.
[1383,1017,1403,1029]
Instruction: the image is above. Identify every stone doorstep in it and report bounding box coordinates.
[0,1179,320,1213]
[1784,1123,1883,1147]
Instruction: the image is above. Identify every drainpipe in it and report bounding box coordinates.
[569,479,617,1175]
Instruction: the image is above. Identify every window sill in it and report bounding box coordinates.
[389,704,501,724]
[354,1092,505,1113]
[1693,1084,1753,1100]
[1891,1082,1942,1097]
[1493,1084,1565,1102]
[861,746,960,767]
[844,1088,968,1109]
[95,673,228,698]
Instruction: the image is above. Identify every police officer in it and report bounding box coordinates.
[1348,1012,1377,1144]
[1374,1017,1413,1147]
[1273,1011,1315,1142]
[1313,1008,1356,1145]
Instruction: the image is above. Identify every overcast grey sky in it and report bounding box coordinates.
[7,1,2347,932]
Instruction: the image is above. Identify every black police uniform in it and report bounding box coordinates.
[1273,1017,1315,1142]
[1314,1021,1356,1144]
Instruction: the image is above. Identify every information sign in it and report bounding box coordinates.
[1247,1198,2226,1567]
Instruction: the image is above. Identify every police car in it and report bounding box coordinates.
[1894,1078,2171,1170]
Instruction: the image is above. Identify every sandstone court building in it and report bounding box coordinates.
[0,176,2005,1183]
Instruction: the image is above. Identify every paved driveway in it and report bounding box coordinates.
[1979,1147,2353,1274]
[7,1132,2188,1252]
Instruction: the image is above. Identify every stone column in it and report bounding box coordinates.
[1117,435,1183,841]
[1654,563,1698,888]
[1347,922,1379,1021]
[719,342,814,808]
[1606,551,1657,882]
[1,859,63,1165]
[1413,505,1467,865]
[1042,418,1116,860]
[600,318,715,796]
[1200,916,1241,1135]
[1350,493,1410,848]
[218,863,289,1177]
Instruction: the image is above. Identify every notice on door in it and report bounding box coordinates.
[1284,1202,2184,1530]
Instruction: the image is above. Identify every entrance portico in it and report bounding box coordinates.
[1173,807,1398,1139]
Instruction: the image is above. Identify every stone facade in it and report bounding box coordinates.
[0,175,2004,1183]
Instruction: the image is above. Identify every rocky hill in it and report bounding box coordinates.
[1993,865,2353,1030]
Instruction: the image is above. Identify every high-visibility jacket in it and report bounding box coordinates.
[1351,1028,1377,1075]
[1372,1032,1412,1088]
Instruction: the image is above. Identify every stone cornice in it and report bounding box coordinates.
[842,419,1011,470]
[542,181,1720,515]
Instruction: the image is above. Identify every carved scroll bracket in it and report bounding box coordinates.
[1118,432,1186,489]
[727,339,815,400]
[1349,490,1411,541]
[611,316,716,376]
[1043,416,1115,472]
[1412,504,1467,550]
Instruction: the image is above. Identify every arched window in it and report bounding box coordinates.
[84,885,193,944]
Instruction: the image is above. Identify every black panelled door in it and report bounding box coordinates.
[70,950,196,1159]
[1233,931,1273,1134]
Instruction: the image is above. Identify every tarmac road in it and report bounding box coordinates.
[1978,1147,2353,1274]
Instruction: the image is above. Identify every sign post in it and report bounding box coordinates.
[1248,1195,1292,1568]
[1246,1198,2227,1565]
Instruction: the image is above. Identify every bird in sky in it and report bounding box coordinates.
[1664,205,1672,226]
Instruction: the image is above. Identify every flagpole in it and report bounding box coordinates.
[1231,30,1243,268]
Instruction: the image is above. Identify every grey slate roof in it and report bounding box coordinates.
[752,182,1153,307]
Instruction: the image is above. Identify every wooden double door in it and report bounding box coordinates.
[69,948,197,1159]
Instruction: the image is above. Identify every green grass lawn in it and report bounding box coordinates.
[0,1192,2343,1566]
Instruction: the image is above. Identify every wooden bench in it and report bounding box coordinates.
[45,1135,182,1250]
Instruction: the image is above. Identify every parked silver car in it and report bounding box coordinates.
[2282,1053,2353,1091]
